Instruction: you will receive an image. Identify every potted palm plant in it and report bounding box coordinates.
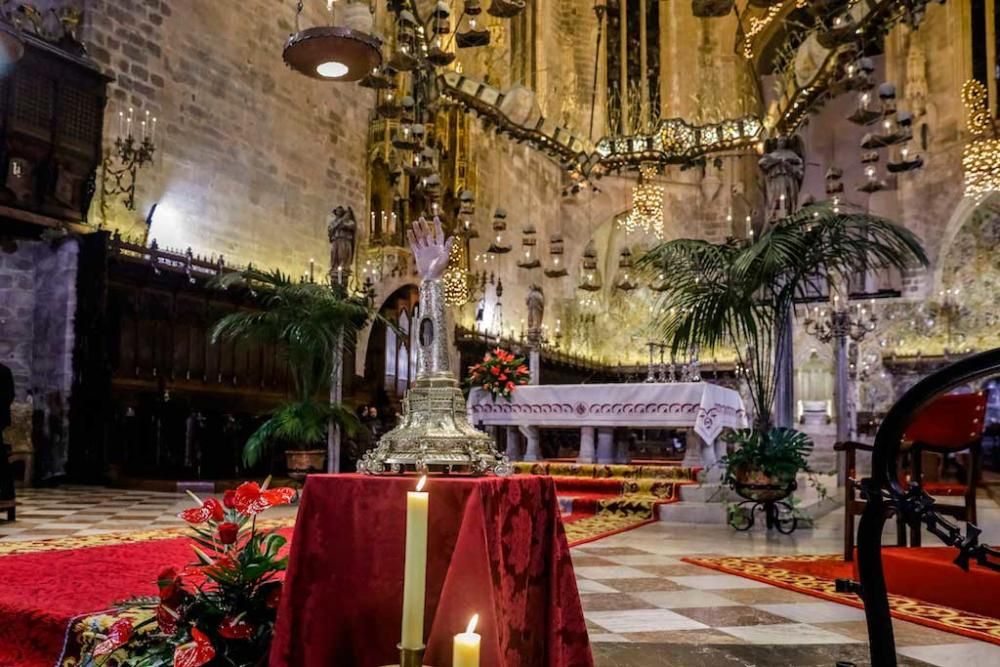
[211,270,375,476]
[639,201,928,504]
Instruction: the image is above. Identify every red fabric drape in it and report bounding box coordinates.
[269,474,592,667]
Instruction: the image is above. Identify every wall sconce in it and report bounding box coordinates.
[102,106,156,210]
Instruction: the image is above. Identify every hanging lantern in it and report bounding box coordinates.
[488,208,511,253]
[847,90,880,126]
[578,241,602,292]
[858,154,888,193]
[427,2,456,66]
[388,10,420,71]
[825,166,844,195]
[887,113,923,174]
[464,0,484,15]
[614,248,637,292]
[358,65,395,89]
[443,238,471,306]
[544,234,568,278]
[376,89,402,118]
[456,14,490,49]
[487,0,526,18]
[458,190,479,239]
[649,270,670,292]
[516,224,541,269]
[419,172,442,200]
[843,56,875,91]
[283,1,382,82]
[624,163,664,237]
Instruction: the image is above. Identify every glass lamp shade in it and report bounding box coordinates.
[283,26,382,82]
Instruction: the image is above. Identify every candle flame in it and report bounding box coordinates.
[416,475,427,492]
[466,614,479,634]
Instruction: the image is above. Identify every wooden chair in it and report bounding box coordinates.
[836,391,987,560]
[836,439,906,561]
[901,392,985,546]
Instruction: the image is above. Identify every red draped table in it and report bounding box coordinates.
[269,474,592,667]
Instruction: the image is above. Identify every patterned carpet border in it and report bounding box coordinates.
[683,554,1000,646]
[0,517,295,556]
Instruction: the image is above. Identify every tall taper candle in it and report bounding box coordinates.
[401,475,429,649]
[453,614,481,667]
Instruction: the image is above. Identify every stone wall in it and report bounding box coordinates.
[81,0,373,277]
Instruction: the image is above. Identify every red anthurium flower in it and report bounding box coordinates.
[92,618,133,656]
[157,567,186,607]
[156,603,179,635]
[174,627,216,667]
[490,366,500,376]
[232,481,296,517]
[178,497,224,524]
[516,364,529,375]
[218,616,254,640]
[222,489,237,509]
[217,522,239,545]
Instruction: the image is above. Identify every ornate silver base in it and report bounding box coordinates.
[358,377,511,476]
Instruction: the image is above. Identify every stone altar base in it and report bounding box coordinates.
[657,473,841,526]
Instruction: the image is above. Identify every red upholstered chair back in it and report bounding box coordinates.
[903,392,987,451]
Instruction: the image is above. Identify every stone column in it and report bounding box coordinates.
[596,427,615,464]
[578,426,596,463]
[505,426,522,461]
[529,348,540,385]
[614,432,631,464]
[759,137,805,430]
[519,425,541,461]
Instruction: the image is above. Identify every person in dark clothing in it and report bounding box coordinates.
[0,362,15,501]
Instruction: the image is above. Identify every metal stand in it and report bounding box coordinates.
[728,481,799,534]
[379,645,430,667]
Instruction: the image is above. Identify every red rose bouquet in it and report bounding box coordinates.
[467,347,531,400]
[83,478,296,667]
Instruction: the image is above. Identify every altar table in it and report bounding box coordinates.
[269,474,592,667]
[468,382,747,469]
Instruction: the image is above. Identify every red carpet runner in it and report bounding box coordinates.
[0,522,294,667]
[684,550,1000,645]
[515,462,697,546]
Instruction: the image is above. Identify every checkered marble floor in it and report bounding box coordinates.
[2,486,999,666]
[0,485,191,541]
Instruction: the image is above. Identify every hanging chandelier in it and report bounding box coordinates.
[283,1,382,82]
[962,80,1000,200]
[624,163,664,236]
[578,241,602,292]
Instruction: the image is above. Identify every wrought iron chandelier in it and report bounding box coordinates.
[283,1,382,82]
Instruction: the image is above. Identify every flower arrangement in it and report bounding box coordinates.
[83,479,296,667]
[467,347,531,400]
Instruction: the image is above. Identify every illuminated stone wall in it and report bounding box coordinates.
[81,0,373,277]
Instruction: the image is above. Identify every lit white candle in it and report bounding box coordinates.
[401,476,429,650]
[453,614,481,667]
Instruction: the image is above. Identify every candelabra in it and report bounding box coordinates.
[804,297,878,477]
[102,107,157,211]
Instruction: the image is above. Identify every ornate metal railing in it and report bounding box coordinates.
[848,347,1000,666]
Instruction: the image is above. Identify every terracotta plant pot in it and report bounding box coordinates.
[285,449,327,480]
[732,465,796,502]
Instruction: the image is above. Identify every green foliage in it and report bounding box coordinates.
[210,270,376,464]
[243,400,360,467]
[720,427,814,483]
[638,201,928,430]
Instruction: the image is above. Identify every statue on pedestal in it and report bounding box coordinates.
[526,284,544,345]
[358,217,510,476]
[327,206,357,284]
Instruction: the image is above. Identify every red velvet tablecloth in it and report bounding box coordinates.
[269,474,592,667]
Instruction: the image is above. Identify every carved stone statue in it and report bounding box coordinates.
[758,137,804,224]
[526,283,544,342]
[327,206,357,282]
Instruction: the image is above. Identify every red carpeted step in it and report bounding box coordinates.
[882,546,1000,620]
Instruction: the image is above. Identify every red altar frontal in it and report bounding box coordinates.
[269,474,593,667]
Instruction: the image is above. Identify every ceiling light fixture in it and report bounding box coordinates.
[283,3,382,82]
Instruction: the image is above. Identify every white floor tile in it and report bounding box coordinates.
[754,601,867,623]
[634,590,743,609]
[575,579,619,594]
[665,574,772,590]
[717,623,861,645]
[574,565,653,580]
[586,609,710,633]
[897,643,1000,667]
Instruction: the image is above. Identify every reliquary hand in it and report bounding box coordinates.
[408,216,453,281]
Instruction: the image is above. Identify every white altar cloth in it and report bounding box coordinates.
[468,382,747,446]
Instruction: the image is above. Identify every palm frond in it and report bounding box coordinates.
[638,201,928,429]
